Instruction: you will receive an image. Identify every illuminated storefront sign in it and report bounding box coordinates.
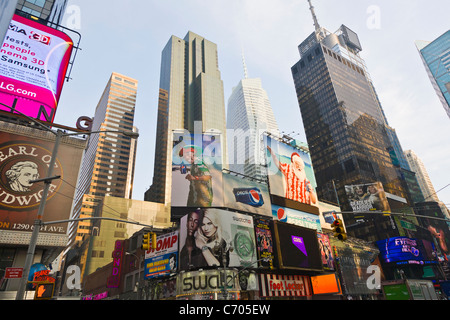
[259,274,311,297]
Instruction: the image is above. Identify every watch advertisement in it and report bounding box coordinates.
[178,208,257,271]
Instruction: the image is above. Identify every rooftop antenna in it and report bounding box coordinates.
[241,49,249,79]
[307,0,324,39]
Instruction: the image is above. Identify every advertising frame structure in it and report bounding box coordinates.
[345,181,390,212]
[144,231,179,279]
[178,208,258,271]
[263,135,317,207]
[171,132,223,208]
[0,123,85,236]
[0,14,73,122]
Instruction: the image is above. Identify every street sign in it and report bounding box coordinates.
[400,220,417,231]
[5,268,23,279]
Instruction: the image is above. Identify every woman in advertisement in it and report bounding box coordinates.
[195,209,230,267]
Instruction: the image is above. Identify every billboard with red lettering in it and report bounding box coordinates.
[144,231,179,279]
[0,14,73,122]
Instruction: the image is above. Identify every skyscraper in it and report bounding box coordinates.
[145,31,227,204]
[67,72,138,248]
[291,2,409,240]
[15,0,68,26]
[415,30,450,119]
[404,150,439,202]
[227,57,279,180]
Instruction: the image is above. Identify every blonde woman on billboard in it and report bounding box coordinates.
[195,209,230,267]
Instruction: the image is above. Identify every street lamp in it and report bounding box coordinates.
[4,107,139,300]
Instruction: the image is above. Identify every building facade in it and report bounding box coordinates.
[291,6,411,241]
[145,31,227,204]
[416,30,450,119]
[227,76,279,180]
[67,72,138,249]
[404,150,439,202]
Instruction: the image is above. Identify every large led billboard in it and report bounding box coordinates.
[0,125,84,234]
[172,132,223,207]
[345,181,390,212]
[272,204,321,232]
[264,135,317,207]
[0,14,73,122]
[178,208,257,271]
[376,237,437,265]
[273,221,323,271]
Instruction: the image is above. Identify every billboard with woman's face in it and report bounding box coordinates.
[0,125,84,234]
[178,208,257,271]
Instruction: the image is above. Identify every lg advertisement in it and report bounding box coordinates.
[0,14,73,122]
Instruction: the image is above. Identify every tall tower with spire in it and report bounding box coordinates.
[291,1,413,241]
[227,53,279,180]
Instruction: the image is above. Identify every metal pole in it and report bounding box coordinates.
[15,130,63,300]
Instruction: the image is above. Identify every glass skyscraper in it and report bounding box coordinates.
[145,31,227,205]
[416,30,450,119]
[67,72,138,248]
[227,74,279,181]
[291,8,410,241]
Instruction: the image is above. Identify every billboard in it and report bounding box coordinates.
[273,221,323,271]
[254,218,275,269]
[172,132,223,207]
[222,172,271,216]
[0,126,84,234]
[272,204,321,232]
[259,274,311,298]
[0,14,73,122]
[176,269,241,297]
[264,135,317,206]
[376,237,437,265]
[317,233,335,270]
[178,208,257,271]
[345,181,390,212]
[144,231,179,279]
[310,273,341,295]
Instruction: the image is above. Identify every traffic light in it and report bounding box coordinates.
[141,232,157,250]
[141,232,151,250]
[151,232,157,250]
[332,219,347,241]
[34,282,54,300]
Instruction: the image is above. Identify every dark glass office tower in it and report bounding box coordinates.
[291,6,410,241]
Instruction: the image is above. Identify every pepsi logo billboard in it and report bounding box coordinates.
[272,204,321,232]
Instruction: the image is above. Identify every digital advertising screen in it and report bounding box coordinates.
[254,218,275,269]
[0,14,73,122]
[376,237,437,265]
[273,221,323,271]
[272,204,321,232]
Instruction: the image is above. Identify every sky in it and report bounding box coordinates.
[53,0,450,210]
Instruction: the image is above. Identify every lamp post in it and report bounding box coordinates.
[8,117,138,299]
[125,252,142,300]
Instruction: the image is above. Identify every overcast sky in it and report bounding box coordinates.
[54,0,450,209]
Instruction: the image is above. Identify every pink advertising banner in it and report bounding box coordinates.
[0,14,73,122]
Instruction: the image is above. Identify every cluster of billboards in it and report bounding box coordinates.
[0,14,73,122]
[144,208,337,279]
